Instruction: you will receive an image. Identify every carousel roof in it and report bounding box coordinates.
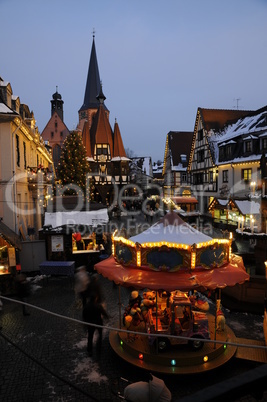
[95,212,249,291]
[130,212,212,245]
[94,254,249,292]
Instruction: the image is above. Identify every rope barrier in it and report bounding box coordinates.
[1,294,267,351]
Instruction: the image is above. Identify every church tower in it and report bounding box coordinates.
[41,87,69,169]
[79,34,129,204]
[78,34,109,131]
[51,87,64,121]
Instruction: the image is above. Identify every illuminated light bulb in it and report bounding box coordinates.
[224,344,227,350]
[138,353,143,360]
[171,359,176,366]
[191,252,196,269]
[203,355,208,362]
[120,340,123,346]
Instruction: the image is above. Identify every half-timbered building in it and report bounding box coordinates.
[188,108,252,214]
[162,131,194,208]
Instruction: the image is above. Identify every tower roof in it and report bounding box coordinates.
[90,104,114,157]
[113,119,126,158]
[79,37,108,112]
[82,122,93,158]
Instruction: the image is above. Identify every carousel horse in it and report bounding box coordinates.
[216,299,225,331]
[189,291,210,312]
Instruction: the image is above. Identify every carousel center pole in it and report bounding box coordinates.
[118,284,122,329]
[214,291,217,349]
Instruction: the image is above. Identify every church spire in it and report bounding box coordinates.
[79,35,101,111]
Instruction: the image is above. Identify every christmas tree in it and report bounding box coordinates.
[57,130,90,195]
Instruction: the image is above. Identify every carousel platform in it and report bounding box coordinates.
[109,315,237,375]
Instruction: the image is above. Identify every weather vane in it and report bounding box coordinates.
[92,28,95,38]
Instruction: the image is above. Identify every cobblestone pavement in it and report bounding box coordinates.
[0,273,266,402]
[0,213,267,401]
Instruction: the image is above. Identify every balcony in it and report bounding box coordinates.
[27,166,53,190]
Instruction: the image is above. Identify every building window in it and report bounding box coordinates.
[198,129,203,141]
[219,147,225,161]
[262,138,267,150]
[242,168,252,182]
[182,173,187,182]
[226,145,232,158]
[23,142,27,169]
[194,172,203,184]
[60,131,63,137]
[245,141,252,152]
[51,131,54,138]
[209,171,213,183]
[16,134,20,167]
[197,149,204,163]
[223,170,228,183]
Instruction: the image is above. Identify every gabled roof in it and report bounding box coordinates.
[163,131,193,175]
[89,104,114,157]
[168,131,193,166]
[113,119,126,158]
[79,37,108,112]
[199,108,253,132]
[41,111,69,139]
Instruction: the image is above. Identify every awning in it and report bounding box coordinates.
[171,197,198,204]
[44,209,109,228]
[0,221,21,250]
[94,254,249,292]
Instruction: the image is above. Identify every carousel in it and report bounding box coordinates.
[94,212,250,374]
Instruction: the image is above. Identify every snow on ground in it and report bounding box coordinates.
[73,356,108,383]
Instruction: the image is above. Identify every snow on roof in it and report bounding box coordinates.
[207,109,267,164]
[217,111,267,145]
[44,209,109,228]
[111,156,131,161]
[0,102,16,114]
[171,164,187,171]
[130,212,212,245]
[218,154,260,165]
[217,199,228,206]
[0,80,9,87]
[234,200,260,215]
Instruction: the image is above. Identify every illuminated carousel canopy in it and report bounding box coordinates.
[95,212,249,291]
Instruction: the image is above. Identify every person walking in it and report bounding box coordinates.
[82,295,109,357]
[86,273,104,304]
[74,266,90,309]
[15,274,31,316]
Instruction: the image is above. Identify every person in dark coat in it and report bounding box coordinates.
[86,274,104,304]
[15,274,31,316]
[82,295,109,357]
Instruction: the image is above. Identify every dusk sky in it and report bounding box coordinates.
[1,0,267,163]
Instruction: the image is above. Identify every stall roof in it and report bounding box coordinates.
[171,196,198,204]
[44,209,109,228]
[233,200,260,216]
